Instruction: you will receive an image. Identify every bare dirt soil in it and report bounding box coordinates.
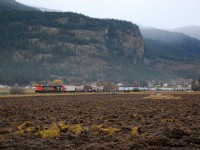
[0,93,200,149]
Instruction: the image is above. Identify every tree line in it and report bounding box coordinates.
[192,79,200,91]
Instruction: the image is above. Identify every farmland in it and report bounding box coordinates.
[0,93,200,149]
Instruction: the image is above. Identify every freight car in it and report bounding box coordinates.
[35,85,65,93]
[64,86,76,92]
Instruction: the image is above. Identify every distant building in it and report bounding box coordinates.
[103,86,118,92]
[117,83,123,87]
[163,83,168,87]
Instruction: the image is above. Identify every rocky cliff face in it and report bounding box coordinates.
[64,19,145,60]
[117,29,144,59]
[104,22,144,59]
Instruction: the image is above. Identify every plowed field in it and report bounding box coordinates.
[1,93,200,149]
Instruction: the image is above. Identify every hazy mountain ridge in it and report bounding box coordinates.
[141,28,200,60]
[0,0,38,12]
[141,28,197,43]
[36,7,62,12]
[172,26,200,40]
[140,28,200,81]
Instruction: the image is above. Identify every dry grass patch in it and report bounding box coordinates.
[99,127,120,135]
[143,94,182,100]
[17,122,146,138]
[16,121,40,136]
[130,126,143,136]
[39,124,61,138]
[91,125,120,135]
[69,124,89,135]
[16,121,69,138]
[16,122,90,138]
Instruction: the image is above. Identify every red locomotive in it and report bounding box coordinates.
[35,85,65,93]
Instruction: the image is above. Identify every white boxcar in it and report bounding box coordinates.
[75,85,84,92]
[64,85,76,92]
[119,87,134,91]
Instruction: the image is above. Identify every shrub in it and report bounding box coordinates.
[132,88,140,92]
[9,87,25,94]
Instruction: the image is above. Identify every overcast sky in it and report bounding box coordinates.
[16,0,200,29]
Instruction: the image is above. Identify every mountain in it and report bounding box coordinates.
[0,0,38,12]
[172,26,200,40]
[0,11,145,84]
[141,28,200,60]
[140,28,200,80]
[141,28,196,43]
[0,6,200,85]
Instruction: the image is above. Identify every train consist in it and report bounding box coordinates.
[35,85,115,93]
[35,85,179,93]
[35,85,65,93]
[35,85,98,93]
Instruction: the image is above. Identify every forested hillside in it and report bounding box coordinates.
[141,28,200,61]
[140,28,200,81]
[0,3,200,85]
[0,11,145,85]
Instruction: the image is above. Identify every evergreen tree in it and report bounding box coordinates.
[192,78,200,91]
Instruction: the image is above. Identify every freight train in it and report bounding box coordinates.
[35,85,94,93]
[35,85,65,93]
[35,85,153,93]
[35,85,103,93]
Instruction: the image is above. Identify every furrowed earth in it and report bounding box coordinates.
[0,93,200,149]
